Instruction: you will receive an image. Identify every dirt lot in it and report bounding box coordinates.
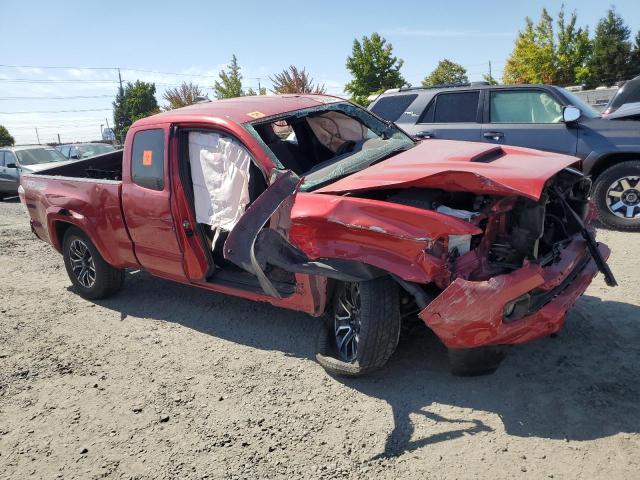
[0,198,639,480]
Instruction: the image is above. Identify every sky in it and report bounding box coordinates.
[1,0,639,144]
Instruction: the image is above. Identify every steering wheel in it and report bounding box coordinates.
[334,140,356,157]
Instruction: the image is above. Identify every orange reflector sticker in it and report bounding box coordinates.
[142,150,153,166]
[246,111,265,119]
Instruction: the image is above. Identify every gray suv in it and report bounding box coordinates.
[0,146,69,200]
[369,83,640,231]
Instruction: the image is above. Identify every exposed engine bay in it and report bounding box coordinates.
[354,168,594,281]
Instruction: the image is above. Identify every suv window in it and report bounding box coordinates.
[5,151,17,166]
[0,151,5,167]
[419,91,479,123]
[370,94,418,122]
[490,90,563,123]
[131,129,165,190]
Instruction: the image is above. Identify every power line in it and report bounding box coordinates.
[0,108,112,114]
[0,95,115,100]
[0,78,118,83]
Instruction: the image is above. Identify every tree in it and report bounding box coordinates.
[587,8,634,86]
[345,32,407,106]
[632,31,640,77]
[0,125,15,147]
[214,54,244,99]
[482,73,499,85]
[112,80,159,142]
[422,59,468,86]
[245,86,267,96]
[163,82,204,109]
[556,7,591,85]
[270,66,326,94]
[503,9,556,84]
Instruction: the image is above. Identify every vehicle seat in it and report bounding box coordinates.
[254,124,304,174]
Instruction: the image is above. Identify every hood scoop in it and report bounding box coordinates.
[469,146,505,163]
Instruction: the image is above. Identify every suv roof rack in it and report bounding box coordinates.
[394,81,490,93]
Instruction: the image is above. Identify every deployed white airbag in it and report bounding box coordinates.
[188,132,251,240]
[307,111,367,152]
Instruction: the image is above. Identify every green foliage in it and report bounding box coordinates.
[345,32,407,106]
[587,8,634,86]
[0,125,15,147]
[245,86,267,96]
[482,73,499,85]
[422,59,468,86]
[270,66,326,94]
[556,7,591,85]
[503,9,557,84]
[163,82,204,110]
[112,80,160,142]
[632,31,640,77]
[214,55,244,99]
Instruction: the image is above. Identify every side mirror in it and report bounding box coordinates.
[6,163,17,169]
[563,106,581,123]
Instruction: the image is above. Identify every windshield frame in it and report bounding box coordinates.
[245,102,415,191]
[15,147,69,166]
[555,87,601,119]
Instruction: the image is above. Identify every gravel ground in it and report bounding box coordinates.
[1,197,639,480]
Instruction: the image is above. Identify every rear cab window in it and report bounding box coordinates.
[131,129,165,190]
[419,91,480,123]
[370,94,418,122]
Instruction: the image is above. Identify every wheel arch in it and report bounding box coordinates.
[587,152,640,179]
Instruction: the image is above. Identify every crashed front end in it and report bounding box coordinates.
[414,169,614,348]
[290,166,614,349]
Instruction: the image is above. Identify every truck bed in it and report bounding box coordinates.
[20,149,138,269]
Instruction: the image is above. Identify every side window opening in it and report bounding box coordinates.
[131,129,165,190]
[433,91,480,123]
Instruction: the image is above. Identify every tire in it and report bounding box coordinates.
[62,227,124,300]
[316,276,401,377]
[447,347,505,376]
[593,161,640,231]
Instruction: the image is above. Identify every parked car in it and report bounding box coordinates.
[20,95,614,376]
[369,83,640,231]
[0,145,70,200]
[56,143,115,160]
[602,75,640,121]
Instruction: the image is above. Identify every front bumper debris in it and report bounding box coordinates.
[419,238,610,349]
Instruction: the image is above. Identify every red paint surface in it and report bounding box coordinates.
[419,240,610,348]
[318,140,580,200]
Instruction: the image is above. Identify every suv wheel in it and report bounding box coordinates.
[62,227,124,299]
[593,161,640,231]
[316,277,401,377]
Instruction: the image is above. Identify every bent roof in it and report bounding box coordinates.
[134,94,344,127]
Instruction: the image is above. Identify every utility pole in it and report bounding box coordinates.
[100,124,104,140]
[35,128,40,144]
[488,61,492,82]
[57,133,61,144]
[105,117,113,145]
[117,68,124,94]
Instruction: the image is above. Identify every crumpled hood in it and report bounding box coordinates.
[316,140,580,200]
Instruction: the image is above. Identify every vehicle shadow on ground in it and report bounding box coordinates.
[93,271,640,458]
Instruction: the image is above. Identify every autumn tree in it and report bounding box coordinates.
[163,82,204,109]
[112,80,160,142]
[422,59,468,86]
[214,54,244,99]
[245,86,267,96]
[345,33,407,106]
[0,125,15,147]
[270,66,326,94]
[587,8,635,86]
[503,8,556,84]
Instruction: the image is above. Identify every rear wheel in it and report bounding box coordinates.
[62,227,124,299]
[316,277,401,377]
[593,161,640,231]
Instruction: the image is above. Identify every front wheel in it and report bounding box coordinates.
[316,277,401,377]
[62,227,124,299]
[593,161,640,231]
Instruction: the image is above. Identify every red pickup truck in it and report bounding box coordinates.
[20,95,615,376]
